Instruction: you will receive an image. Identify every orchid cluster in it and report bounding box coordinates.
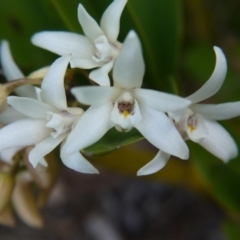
[0,0,240,175]
[0,0,239,227]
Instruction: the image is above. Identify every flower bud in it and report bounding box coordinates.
[12,171,44,228]
[0,172,15,214]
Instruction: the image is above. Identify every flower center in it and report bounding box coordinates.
[117,92,134,118]
[118,102,133,117]
[92,35,120,63]
[187,116,198,132]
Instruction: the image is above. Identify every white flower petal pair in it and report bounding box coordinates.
[31,0,127,86]
[61,30,191,175]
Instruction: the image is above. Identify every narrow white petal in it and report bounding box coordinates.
[183,113,209,143]
[135,88,191,112]
[0,41,36,98]
[29,133,67,168]
[135,104,189,159]
[61,151,99,174]
[71,86,119,106]
[70,57,101,69]
[61,102,113,156]
[198,120,238,162]
[8,96,56,119]
[100,0,127,42]
[0,106,25,125]
[113,31,145,89]
[137,151,170,176]
[0,119,51,151]
[0,147,23,164]
[1,41,24,79]
[191,102,240,120]
[41,55,71,110]
[31,31,94,57]
[89,61,113,86]
[78,4,104,42]
[186,46,227,103]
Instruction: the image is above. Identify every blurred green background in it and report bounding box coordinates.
[1,0,240,239]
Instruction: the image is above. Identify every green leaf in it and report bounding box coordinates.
[83,128,143,156]
[122,0,183,91]
[0,0,65,70]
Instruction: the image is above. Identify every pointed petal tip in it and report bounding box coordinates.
[222,146,238,163]
[1,40,8,47]
[180,147,189,160]
[136,169,149,176]
[213,46,221,52]
[127,30,137,39]
[78,4,87,16]
[29,159,38,169]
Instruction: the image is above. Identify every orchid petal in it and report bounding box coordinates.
[8,96,56,119]
[198,120,238,162]
[29,133,67,168]
[70,57,101,69]
[191,102,240,120]
[31,31,94,58]
[113,31,145,88]
[0,106,25,125]
[182,113,209,143]
[186,46,227,103]
[61,102,113,156]
[135,88,191,112]
[137,151,170,176]
[100,0,127,42]
[61,151,99,174]
[0,41,36,98]
[78,4,104,42]
[0,147,23,164]
[89,60,113,86]
[41,55,71,110]
[0,119,51,151]
[135,104,189,159]
[71,86,119,106]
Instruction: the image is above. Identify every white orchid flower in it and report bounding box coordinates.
[0,55,98,173]
[61,31,191,174]
[31,0,127,87]
[138,46,240,176]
